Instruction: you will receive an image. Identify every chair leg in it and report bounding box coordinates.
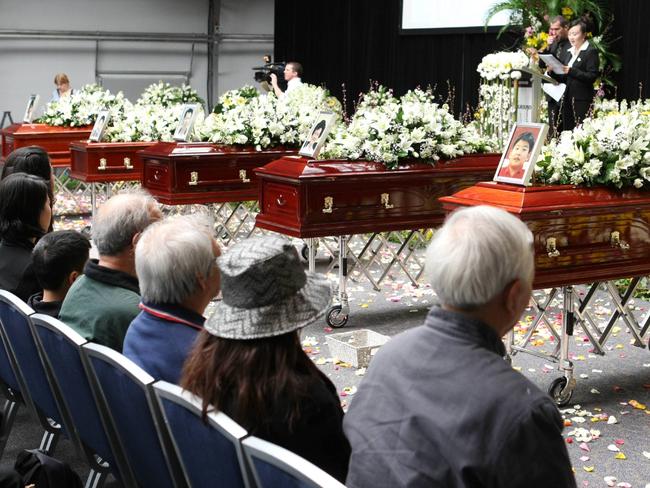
[0,398,19,457]
[38,429,60,455]
[84,468,109,488]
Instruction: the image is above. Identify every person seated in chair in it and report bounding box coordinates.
[123,214,221,384]
[0,173,52,301]
[181,235,350,483]
[59,190,161,351]
[344,205,576,488]
[28,230,91,318]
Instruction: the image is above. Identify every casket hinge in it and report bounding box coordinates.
[546,237,560,258]
[381,193,394,209]
[610,231,630,250]
[322,196,334,213]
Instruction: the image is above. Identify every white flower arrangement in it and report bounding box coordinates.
[197,84,342,150]
[536,100,650,188]
[104,82,204,142]
[39,84,128,127]
[320,86,495,169]
[212,85,259,114]
[136,81,204,108]
[477,51,530,81]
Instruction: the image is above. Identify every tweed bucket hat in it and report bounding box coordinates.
[205,235,332,339]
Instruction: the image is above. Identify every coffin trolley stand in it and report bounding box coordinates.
[139,142,297,248]
[1,123,93,215]
[441,182,650,405]
[254,154,501,327]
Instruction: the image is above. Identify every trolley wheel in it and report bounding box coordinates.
[301,244,310,261]
[326,305,349,328]
[548,377,573,407]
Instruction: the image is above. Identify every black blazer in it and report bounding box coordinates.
[550,43,600,101]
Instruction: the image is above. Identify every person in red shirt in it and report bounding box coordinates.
[499,131,535,180]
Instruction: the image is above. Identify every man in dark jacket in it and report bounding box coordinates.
[344,205,576,488]
[28,230,90,318]
[123,214,221,384]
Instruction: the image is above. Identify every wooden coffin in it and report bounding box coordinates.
[140,142,297,205]
[254,153,500,238]
[1,123,92,167]
[69,141,155,183]
[440,182,650,289]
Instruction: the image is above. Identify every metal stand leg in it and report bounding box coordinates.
[307,238,316,273]
[325,236,350,328]
[90,183,97,221]
[548,286,577,406]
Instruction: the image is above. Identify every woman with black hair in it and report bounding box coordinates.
[550,17,600,130]
[181,235,350,483]
[0,173,52,301]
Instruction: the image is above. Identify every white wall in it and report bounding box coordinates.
[0,0,273,124]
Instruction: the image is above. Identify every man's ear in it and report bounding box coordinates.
[68,270,81,287]
[131,232,142,250]
[503,279,524,321]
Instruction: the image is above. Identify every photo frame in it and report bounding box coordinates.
[299,111,337,159]
[23,94,39,123]
[89,111,111,142]
[173,104,200,142]
[493,122,549,186]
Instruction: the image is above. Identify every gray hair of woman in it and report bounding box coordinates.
[425,205,534,310]
[135,213,216,304]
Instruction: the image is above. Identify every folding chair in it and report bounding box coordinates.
[242,436,346,488]
[82,343,185,488]
[0,291,64,456]
[153,381,251,488]
[30,314,131,487]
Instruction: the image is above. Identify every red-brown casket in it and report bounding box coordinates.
[254,153,500,238]
[440,182,650,289]
[1,123,92,167]
[139,142,297,205]
[69,141,156,183]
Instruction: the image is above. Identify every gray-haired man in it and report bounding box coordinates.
[344,206,576,488]
[59,190,161,351]
[123,214,221,383]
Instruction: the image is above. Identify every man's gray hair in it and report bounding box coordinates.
[425,205,534,309]
[136,213,216,304]
[92,190,159,256]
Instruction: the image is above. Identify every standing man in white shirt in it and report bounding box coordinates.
[270,61,303,97]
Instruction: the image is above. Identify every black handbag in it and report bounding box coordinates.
[14,449,82,488]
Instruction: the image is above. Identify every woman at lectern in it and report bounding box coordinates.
[549,18,600,131]
[50,73,74,102]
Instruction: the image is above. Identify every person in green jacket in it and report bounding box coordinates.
[59,190,161,351]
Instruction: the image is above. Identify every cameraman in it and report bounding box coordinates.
[270,61,303,97]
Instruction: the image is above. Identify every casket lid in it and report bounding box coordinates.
[1,123,92,137]
[70,140,156,152]
[255,153,500,180]
[441,181,650,216]
[139,141,295,159]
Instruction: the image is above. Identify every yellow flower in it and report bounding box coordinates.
[540,32,549,41]
[562,6,574,18]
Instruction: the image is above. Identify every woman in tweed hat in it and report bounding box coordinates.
[181,235,350,482]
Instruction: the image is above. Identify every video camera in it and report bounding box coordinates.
[252,55,286,89]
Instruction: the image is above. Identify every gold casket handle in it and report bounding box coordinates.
[381,193,394,209]
[98,158,107,171]
[124,157,134,170]
[546,237,560,258]
[188,171,199,186]
[610,231,630,250]
[239,169,251,183]
[322,196,334,214]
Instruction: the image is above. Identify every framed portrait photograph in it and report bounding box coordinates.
[89,111,111,142]
[299,111,337,159]
[23,94,39,123]
[494,122,549,186]
[173,104,200,142]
